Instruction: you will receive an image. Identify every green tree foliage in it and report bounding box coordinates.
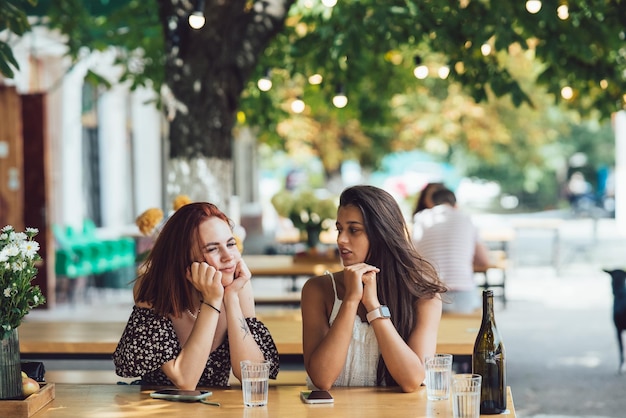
[1,0,624,208]
[0,0,37,77]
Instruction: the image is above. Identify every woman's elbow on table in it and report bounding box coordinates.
[161,362,200,390]
[398,373,425,393]
[307,375,333,392]
[399,380,422,393]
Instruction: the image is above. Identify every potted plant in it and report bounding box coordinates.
[0,226,45,399]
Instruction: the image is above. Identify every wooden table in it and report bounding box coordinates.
[247,254,343,293]
[19,312,479,358]
[29,384,517,417]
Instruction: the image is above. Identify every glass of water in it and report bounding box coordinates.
[424,353,453,400]
[452,373,482,418]
[240,360,271,407]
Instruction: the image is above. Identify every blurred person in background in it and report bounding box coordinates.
[412,182,445,217]
[412,188,490,314]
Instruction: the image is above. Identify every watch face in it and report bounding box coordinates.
[381,306,391,317]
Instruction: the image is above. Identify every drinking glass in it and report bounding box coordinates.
[424,353,453,400]
[240,360,270,407]
[452,373,482,418]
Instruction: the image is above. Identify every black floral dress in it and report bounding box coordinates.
[113,306,280,386]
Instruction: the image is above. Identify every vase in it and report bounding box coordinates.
[0,328,22,400]
[305,225,322,250]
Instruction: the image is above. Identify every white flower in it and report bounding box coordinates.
[13,232,27,242]
[5,243,19,257]
[0,224,45,337]
[21,240,40,258]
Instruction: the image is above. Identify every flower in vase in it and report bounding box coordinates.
[0,225,46,339]
[271,189,336,243]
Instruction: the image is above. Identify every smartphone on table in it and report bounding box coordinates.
[300,390,334,404]
[150,389,213,402]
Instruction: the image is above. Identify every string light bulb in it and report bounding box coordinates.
[438,66,450,79]
[557,4,569,20]
[561,86,574,100]
[309,74,323,85]
[189,0,206,29]
[526,0,542,14]
[257,69,272,91]
[291,96,305,113]
[332,85,348,108]
[413,56,428,79]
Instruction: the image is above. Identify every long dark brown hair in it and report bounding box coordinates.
[134,202,233,318]
[339,185,446,386]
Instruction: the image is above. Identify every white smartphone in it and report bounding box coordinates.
[300,390,334,404]
[150,389,213,402]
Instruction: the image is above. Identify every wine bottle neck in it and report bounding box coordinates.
[482,294,495,323]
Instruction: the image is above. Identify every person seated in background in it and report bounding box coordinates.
[113,202,279,389]
[412,188,490,314]
[301,185,447,392]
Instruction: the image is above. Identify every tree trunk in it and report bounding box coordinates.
[157,0,294,209]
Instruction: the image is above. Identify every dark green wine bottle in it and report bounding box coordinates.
[472,290,506,414]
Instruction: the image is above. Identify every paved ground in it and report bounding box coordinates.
[486,214,626,418]
[30,212,626,418]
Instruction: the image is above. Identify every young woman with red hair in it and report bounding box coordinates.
[114,202,279,388]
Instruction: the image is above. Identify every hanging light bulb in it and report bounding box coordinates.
[189,0,206,29]
[561,86,574,100]
[257,69,272,91]
[413,56,428,79]
[557,4,569,20]
[332,85,348,108]
[438,65,450,79]
[480,43,492,56]
[291,96,305,113]
[308,74,323,85]
[526,0,542,14]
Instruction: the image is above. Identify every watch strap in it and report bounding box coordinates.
[366,305,390,323]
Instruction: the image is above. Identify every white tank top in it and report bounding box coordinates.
[308,271,380,387]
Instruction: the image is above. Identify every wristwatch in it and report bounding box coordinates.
[366,305,391,323]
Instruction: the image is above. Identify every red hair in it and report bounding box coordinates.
[135,202,233,317]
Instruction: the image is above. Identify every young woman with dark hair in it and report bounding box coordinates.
[301,185,446,392]
[114,202,279,389]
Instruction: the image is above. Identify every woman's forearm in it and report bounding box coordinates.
[372,319,424,392]
[305,300,359,389]
[224,292,264,379]
[165,308,220,389]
